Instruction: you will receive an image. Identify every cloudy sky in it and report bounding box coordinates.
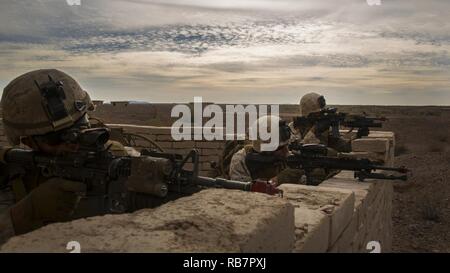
[0,0,449,105]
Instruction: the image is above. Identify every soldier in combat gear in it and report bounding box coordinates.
[278,92,353,185]
[0,69,134,243]
[229,115,291,183]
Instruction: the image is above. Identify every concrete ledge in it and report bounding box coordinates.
[0,189,295,253]
[352,138,389,153]
[278,184,355,252]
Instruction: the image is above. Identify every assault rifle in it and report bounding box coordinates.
[247,144,408,185]
[1,128,281,216]
[293,108,387,138]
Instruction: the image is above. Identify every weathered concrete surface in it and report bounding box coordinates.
[0,126,396,253]
[321,173,393,253]
[278,184,355,252]
[352,138,389,153]
[1,189,295,253]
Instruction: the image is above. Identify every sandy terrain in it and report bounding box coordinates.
[335,105,450,253]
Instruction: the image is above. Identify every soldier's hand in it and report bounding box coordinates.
[314,120,332,135]
[10,178,86,235]
[356,127,369,138]
[33,179,86,222]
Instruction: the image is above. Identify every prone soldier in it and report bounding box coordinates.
[228,115,291,183]
[278,92,354,185]
[0,69,147,244]
[0,69,101,242]
[0,70,282,244]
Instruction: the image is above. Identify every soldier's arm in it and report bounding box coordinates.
[328,135,352,153]
[228,150,253,182]
[301,127,322,145]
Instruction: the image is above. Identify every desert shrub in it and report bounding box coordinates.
[395,145,409,156]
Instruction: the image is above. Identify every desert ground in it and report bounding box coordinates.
[92,103,450,253]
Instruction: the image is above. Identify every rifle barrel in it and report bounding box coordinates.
[195,176,253,191]
[287,154,408,174]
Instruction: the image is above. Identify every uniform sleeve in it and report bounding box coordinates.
[288,122,303,143]
[301,127,322,145]
[328,136,352,153]
[228,149,253,182]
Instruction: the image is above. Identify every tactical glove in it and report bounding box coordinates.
[10,178,86,235]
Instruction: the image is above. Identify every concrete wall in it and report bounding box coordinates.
[280,175,393,253]
[0,119,396,253]
[1,189,295,253]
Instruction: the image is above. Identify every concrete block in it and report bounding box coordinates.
[293,207,330,253]
[355,199,368,230]
[201,149,220,156]
[341,151,387,164]
[321,178,374,223]
[201,162,213,170]
[1,189,295,253]
[327,241,340,253]
[321,175,374,192]
[156,134,174,141]
[351,138,389,153]
[333,216,357,253]
[199,170,217,177]
[367,131,394,139]
[157,141,173,149]
[278,184,355,248]
[129,133,157,141]
[200,155,220,163]
[195,142,222,149]
[172,141,196,149]
[354,223,368,252]
[367,131,395,148]
[316,176,392,253]
[147,127,172,135]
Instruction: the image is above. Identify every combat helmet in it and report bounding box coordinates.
[250,115,291,153]
[1,69,95,145]
[299,92,326,117]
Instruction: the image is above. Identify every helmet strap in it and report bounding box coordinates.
[35,75,73,130]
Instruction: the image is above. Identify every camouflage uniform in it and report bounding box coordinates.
[0,140,133,245]
[229,146,253,182]
[228,115,290,182]
[278,93,351,185]
[0,69,136,245]
[293,123,351,152]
